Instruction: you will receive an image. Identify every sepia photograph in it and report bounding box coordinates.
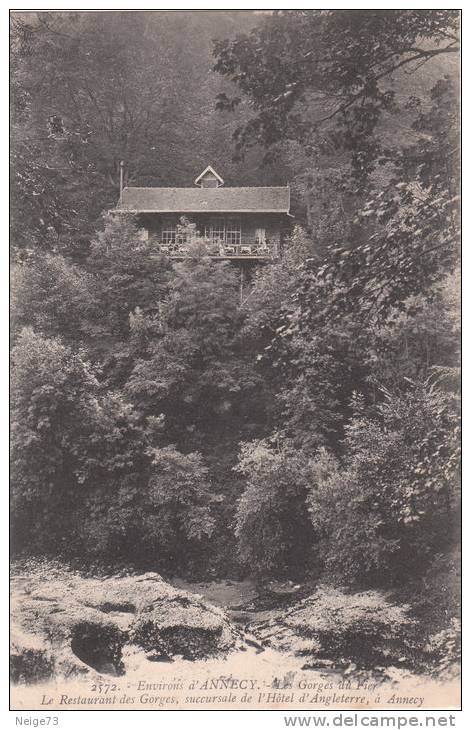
[9,8,461,713]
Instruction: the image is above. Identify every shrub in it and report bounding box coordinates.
[144,446,219,559]
[81,446,219,572]
[307,383,460,586]
[234,440,317,578]
[425,618,461,679]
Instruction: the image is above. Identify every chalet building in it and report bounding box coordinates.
[115,165,292,260]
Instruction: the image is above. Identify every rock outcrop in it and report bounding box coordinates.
[10,562,243,682]
[249,585,417,671]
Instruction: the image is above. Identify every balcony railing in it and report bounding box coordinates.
[151,236,279,259]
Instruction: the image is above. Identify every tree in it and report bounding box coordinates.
[307,382,460,586]
[214,11,459,175]
[10,11,280,256]
[10,328,155,553]
[10,11,461,595]
[87,214,172,342]
[126,235,264,441]
[255,258,459,454]
[234,440,317,577]
[237,15,460,451]
[241,225,313,348]
[81,445,219,571]
[141,446,218,568]
[11,254,98,342]
[214,9,459,234]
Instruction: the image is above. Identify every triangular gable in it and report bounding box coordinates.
[194,165,224,187]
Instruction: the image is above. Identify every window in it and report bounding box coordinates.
[255,228,266,245]
[207,217,225,243]
[201,175,219,188]
[161,219,176,245]
[226,218,241,246]
[203,217,241,246]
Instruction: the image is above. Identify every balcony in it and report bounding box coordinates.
[151,235,280,260]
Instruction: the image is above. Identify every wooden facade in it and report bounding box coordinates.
[137,212,284,259]
[115,166,292,260]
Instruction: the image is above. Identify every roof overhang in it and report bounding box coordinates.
[114,183,291,215]
[112,209,291,214]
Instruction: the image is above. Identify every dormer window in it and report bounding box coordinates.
[201,176,218,188]
[194,165,224,188]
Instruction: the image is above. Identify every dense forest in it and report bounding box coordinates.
[11,8,460,650]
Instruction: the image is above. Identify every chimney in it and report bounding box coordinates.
[119,160,124,202]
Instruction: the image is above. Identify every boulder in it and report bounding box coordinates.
[132,595,236,660]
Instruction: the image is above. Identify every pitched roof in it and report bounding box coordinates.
[117,186,290,214]
[194,165,224,186]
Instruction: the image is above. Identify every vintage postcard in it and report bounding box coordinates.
[10,8,461,713]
